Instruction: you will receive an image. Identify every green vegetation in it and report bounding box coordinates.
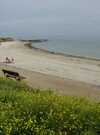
[0,78,100,135]
[0,37,14,43]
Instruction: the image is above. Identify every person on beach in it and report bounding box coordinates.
[5,57,15,63]
[5,57,10,63]
[11,58,15,63]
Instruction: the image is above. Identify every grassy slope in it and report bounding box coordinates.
[0,78,100,135]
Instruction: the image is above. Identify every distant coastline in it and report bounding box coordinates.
[0,37,48,44]
[0,37,15,43]
[20,39,48,43]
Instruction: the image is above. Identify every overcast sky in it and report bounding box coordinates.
[0,0,100,39]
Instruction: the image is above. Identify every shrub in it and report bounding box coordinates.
[0,78,100,135]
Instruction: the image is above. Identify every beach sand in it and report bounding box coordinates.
[0,41,100,99]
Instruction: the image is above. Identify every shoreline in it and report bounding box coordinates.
[22,40,100,62]
[1,37,100,61]
[27,43,100,62]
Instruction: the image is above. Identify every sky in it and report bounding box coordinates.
[0,0,100,39]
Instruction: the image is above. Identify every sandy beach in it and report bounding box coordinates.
[0,41,100,99]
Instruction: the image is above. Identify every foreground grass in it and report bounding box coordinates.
[0,78,100,135]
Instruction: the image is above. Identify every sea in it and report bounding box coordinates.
[31,39,100,59]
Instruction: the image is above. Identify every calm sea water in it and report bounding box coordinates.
[32,39,100,59]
